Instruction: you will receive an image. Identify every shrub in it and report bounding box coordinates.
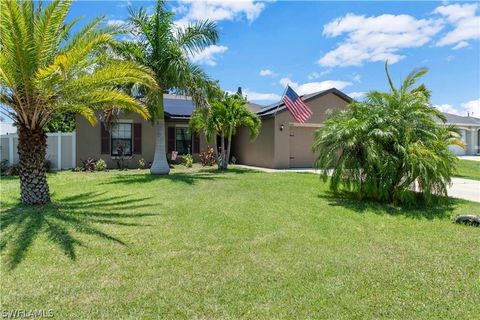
[138,158,145,170]
[44,160,52,172]
[199,147,216,166]
[81,158,97,172]
[313,63,459,205]
[72,167,82,172]
[6,164,20,176]
[95,159,107,171]
[0,159,9,175]
[182,154,193,168]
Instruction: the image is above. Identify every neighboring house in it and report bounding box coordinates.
[75,89,352,169]
[438,112,480,156]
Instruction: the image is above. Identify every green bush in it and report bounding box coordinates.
[182,154,193,168]
[95,159,107,171]
[0,159,9,175]
[138,158,145,170]
[44,160,52,172]
[313,63,460,205]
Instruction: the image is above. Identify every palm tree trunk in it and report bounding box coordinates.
[220,135,226,170]
[150,119,170,175]
[226,129,232,170]
[17,125,50,205]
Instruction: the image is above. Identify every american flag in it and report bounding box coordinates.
[282,86,312,123]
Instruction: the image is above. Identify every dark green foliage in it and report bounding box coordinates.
[44,112,75,133]
[313,63,462,205]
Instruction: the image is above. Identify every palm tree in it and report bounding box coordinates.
[115,0,218,175]
[312,62,462,205]
[0,0,156,205]
[190,91,261,170]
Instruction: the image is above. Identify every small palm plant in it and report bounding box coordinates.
[0,0,156,205]
[312,62,462,205]
[190,91,261,170]
[115,0,218,175]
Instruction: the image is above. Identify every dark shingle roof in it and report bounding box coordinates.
[438,112,480,126]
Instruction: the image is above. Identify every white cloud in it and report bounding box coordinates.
[242,89,281,101]
[434,3,480,48]
[352,74,361,82]
[175,0,267,26]
[307,69,331,80]
[107,19,127,27]
[259,69,276,77]
[434,98,480,117]
[451,41,470,50]
[348,91,366,99]
[434,103,463,116]
[462,99,480,117]
[189,45,228,66]
[117,0,131,9]
[319,13,443,67]
[446,55,455,62]
[279,77,352,95]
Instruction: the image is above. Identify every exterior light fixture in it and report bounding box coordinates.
[280,124,284,131]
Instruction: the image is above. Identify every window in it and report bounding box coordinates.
[111,123,132,156]
[175,127,192,155]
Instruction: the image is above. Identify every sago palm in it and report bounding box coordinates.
[312,62,462,205]
[0,0,156,205]
[190,91,260,170]
[115,0,218,175]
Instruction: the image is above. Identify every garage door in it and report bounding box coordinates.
[289,126,318,168]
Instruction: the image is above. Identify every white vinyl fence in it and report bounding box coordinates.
[0,131,76,170]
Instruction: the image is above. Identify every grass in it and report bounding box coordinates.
[1,165,479,319]
[455,159,480,180]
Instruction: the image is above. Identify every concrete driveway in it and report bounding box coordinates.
[234,165,480,203]
[458,156,480,162]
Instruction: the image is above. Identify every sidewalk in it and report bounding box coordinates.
[234,165,480,203]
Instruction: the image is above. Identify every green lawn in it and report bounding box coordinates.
[1,166,479,319]
[455,159,480,180]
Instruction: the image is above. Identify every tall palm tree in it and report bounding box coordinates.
[312,62,462,205]
[115,0,218,175]
[190,91,261,170]
[0,0,156,205]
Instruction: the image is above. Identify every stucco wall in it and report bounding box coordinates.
[274,92,350,168]
[232,118,275,168]
[76,113,208,169]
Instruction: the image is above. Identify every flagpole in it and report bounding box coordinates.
[274,84,289,118]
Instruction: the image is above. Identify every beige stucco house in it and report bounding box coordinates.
[74,89,352,169]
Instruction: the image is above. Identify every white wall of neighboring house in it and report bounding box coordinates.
[448,126,480,156]
[0,131,76,170]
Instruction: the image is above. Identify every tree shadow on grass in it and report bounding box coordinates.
[102,167,255,186]
[317,191,461,220]
[0,192,158,271]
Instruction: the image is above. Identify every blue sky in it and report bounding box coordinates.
[66,1,480,117]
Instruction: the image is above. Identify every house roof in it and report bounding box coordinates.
[163,94,265,119]
[164,88,352,120]
[438,112,480,126]
[256,88,353,119]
